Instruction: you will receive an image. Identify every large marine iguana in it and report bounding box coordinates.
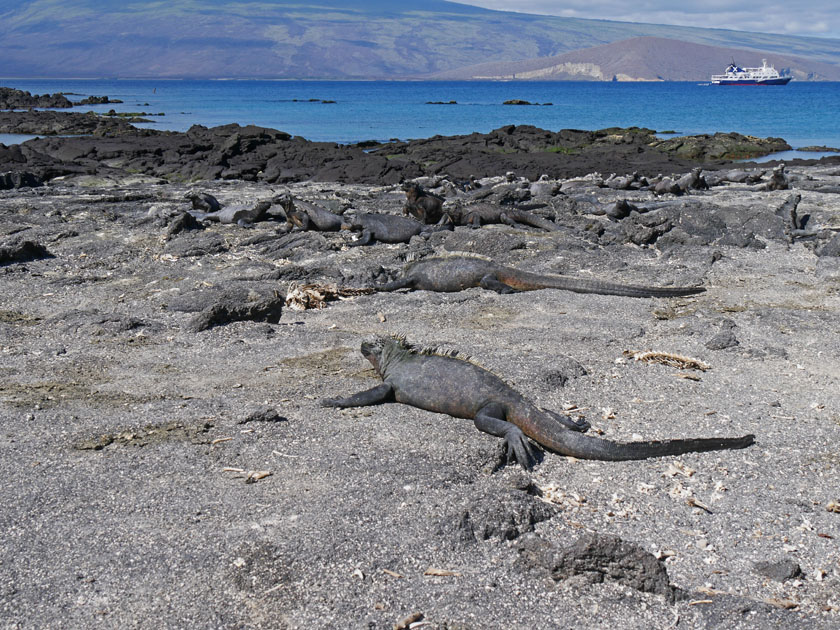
[275,193,344,232]
[185,192,272,226]
[443,202,561,232]
[401,182,559,232]
[402,182,445,224]
[344,213,452,246]
[321,337,755,468]
[373,255,705,298]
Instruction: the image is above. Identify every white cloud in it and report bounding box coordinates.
[453,1,840,39]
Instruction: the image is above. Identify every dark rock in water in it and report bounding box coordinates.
[73,95,123,106]
[0,240,52,265]
[0,170,42,189]
[650,132,791,161]
[0,87,73,109]
[797,145,840,152]
[753,559,802,582]
[516,533,680,602]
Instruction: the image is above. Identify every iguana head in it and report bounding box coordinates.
[360,336,411,373]
[360,338,383,365]
[272,191,293,211]
[402,182,422,202]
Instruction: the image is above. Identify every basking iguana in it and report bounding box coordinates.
[321,337,755,468]
[344,213,452,246]
[275,193,344,232]
[403,182,446,224]
[401,182,559,232]
[185,192,272,226]
[443,202,561,232]
[373,255,705,298]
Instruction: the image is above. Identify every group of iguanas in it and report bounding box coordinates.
[272,183,755,468]
[271,182,568,245]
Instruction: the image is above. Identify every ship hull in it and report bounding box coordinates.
[712,77,792,86]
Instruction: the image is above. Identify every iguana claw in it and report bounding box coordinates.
[504,427,538,469]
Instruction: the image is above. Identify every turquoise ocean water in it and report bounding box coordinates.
[2,79,840,158]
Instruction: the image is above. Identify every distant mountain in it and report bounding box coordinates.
[1,0,839,79]
[429,36,840,81]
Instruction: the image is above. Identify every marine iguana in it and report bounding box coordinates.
[402,182,446,224]
[275,193,344,232]
[321,337,755,468]
[443,202,561,232]
[373,255,705,298]
[185,191,222,213]
[187,198,272,226]
[344,213,452,246]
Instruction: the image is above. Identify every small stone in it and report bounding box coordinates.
[754,559,802,582]
[238,407,286,424]
[705,329,739,350]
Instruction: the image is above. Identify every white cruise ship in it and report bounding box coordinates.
[711,59,792,85]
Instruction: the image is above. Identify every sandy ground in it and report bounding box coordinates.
[1,164,840,629]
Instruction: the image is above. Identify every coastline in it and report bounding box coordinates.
[3,108,833,189]
[4,79,840,148]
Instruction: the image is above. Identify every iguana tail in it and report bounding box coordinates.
[502,209,561,232]
[528,422,754,461]
[496,268,705,298]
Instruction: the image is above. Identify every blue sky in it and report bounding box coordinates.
[454,1,840,40]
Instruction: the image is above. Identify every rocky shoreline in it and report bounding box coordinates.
[2,106,840,628]
[0,109,817,190]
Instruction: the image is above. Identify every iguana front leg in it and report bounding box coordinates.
[320,383,394,407]
[348,229,374,247]
[478,273,518,294]
[499,212,520,228]
[373,277,416,292]
[473,402,538,468]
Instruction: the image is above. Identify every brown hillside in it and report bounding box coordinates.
[430,36,840,81]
